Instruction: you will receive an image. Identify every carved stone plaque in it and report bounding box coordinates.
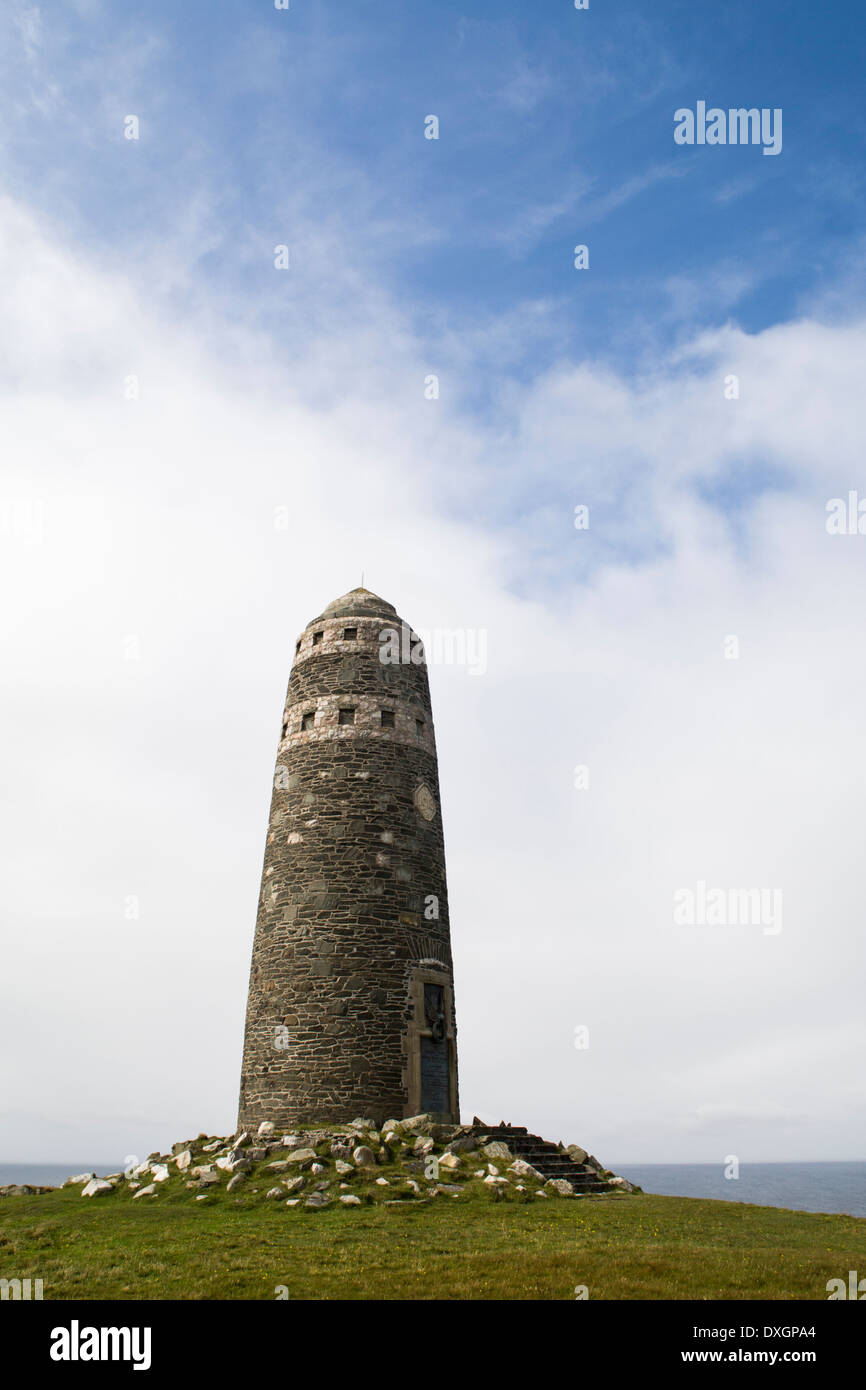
[414,783,437,821]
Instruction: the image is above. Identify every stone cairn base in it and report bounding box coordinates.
[0,1116,638,1209]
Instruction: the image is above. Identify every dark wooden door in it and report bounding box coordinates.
[420,984,449,1113]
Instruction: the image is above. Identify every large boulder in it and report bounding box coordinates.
[216,1154,251,1174]
[285,1147,317,1168]
[352,1146,377,1168]
[483,1142,512,1161]
[544,1178,574,1197]
[607,1176,637,1192]
[81,1179,113,1198]
[348,1120,380,1142]
[399,1114,438,1135]
[445,1137,476,1156]
[509,1159,545,1181]
[430,1124,460,1143]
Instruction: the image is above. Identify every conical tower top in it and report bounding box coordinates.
[309,586,400,625]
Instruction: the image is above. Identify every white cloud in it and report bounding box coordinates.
[2,189,865,1167]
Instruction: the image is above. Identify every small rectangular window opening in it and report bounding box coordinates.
[416,718,425,736]
[312,631,324,645]
[380,709,395,728]
[301,711,315,731]
[343,627,357,641]
[339,708,355,725]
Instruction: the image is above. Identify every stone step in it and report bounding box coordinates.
[469,1124,613,1191]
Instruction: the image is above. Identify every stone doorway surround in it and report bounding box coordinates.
[404,964,457,1120]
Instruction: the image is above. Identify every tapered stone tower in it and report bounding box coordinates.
[237,588,459,1130]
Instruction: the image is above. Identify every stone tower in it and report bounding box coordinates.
[237,587,459,1130]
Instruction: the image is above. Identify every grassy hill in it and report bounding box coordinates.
[3,1184,864,1300]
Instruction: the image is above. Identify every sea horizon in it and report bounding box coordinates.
[615,1160,866,1219]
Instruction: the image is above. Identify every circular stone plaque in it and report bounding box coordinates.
[414,783,437,821]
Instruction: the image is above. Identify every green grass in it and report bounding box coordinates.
[2,1185,863,1300]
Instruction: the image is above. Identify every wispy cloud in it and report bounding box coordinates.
[2,3,866,1165]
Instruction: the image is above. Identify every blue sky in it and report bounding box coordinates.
[5,0,866,380]
[3,2,866,1163]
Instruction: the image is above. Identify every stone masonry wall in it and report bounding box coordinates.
[237,589,460,1129]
